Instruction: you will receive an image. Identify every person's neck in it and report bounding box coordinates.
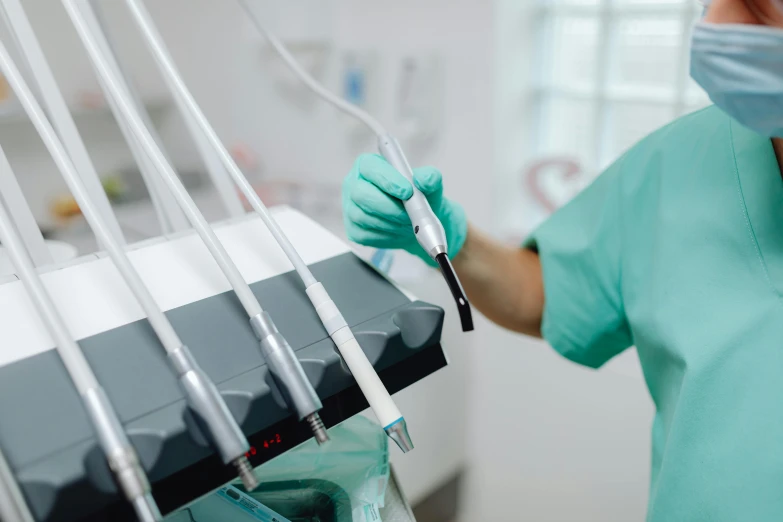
[774,138,783,176]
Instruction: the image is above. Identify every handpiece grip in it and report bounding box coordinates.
[378,134,448,260]
[335,334,402,427]
[376,135,474,332]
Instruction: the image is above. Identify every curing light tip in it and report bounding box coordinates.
[234,456,259,491]
[434,253,474,332]
[385,418,414,453]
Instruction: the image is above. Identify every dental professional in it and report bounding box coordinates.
[342,0,783,519]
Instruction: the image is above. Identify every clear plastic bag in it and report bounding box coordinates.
[168,415,390,522]
[248,415,390,521]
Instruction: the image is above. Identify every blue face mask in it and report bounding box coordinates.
[690,22,783,137]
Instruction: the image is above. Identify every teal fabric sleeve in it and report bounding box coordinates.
[524,156,633,368]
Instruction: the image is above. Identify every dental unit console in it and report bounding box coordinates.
[0,148,161,521]
[0,2,448,520]
[117,0,418,452]
[0,210,447,522]
[64,0,329,448]
[0,0,258,494]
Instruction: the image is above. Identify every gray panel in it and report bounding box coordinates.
[0,349,91,467]
[0,253,444,521]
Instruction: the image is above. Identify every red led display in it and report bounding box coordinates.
[245,434,282,458]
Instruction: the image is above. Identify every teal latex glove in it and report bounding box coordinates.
[342,154,467,266]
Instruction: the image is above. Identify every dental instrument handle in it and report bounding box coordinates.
[0,35,255,491]
[0,39,180,356]
[84,0,189,235]
[72,0,325,444]
[250,312,328,444]
[130,0,410,449]
[0,150,51,267]
[123,0,317,288]
[305,283,412,452]
[0,194,98,393]
[377,135,448,259]
[340,336,412,450]
[378,136,473,330]
[379,145,473,332]
[68,0,259,317]
[0,152,161,521]
[0,0,125,246]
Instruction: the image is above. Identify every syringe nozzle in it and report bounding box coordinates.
[385,418,414,453]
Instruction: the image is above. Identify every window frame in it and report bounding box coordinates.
[494,0,707,238]
[530,0,706,172]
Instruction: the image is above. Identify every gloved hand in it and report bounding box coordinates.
[342,154,467,266]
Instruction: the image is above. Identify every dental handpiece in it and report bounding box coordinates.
[0,41,257,491]
[377,137,473,331]
[236,0,473,333]
[121,0,413,451]
[67,0,327,445]
[0,445,35,522]
[0,162,161,522]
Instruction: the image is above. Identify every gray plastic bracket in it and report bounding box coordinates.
[0,253,445,522]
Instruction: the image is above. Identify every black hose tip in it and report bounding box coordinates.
[434,253,474,332]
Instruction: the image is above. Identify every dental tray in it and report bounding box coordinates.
[0,207,446,522]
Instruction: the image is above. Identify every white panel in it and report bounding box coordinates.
[0,206,350,367]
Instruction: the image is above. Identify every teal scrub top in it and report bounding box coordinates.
[527,106,783,521]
